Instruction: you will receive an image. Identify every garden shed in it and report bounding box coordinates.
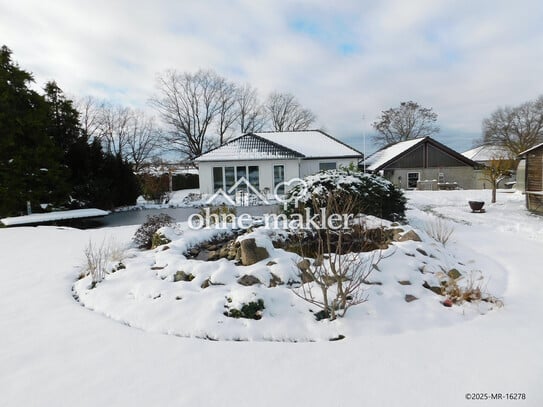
[518,142,543,214]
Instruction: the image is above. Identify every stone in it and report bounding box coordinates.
[173,270,194,282]
[207,250,220,261]
[297,258,311,272]
[201,278,211,289]
[416,247,428,256]
[405,294,418,302]
[423,281,443,295]
[237,275,262,286]
[240,238,269,266]
[268,273,283,287]
[442,298,453,307]
[301,270,314,283]
[447,268,462,280]
[266,260,277,266]
[398,230,422,242]
[398,280,412,285]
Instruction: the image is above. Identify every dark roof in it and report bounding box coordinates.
[363,136,478,171]
[195,133,304,161]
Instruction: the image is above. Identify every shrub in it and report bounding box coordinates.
[283,169,406,221]
[198,204,237,225]
[224,298,265,320]
[133,213,175,249]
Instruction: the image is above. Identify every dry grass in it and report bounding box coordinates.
[425,217,455,245]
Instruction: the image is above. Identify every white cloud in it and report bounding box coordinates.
[1,0,542,152]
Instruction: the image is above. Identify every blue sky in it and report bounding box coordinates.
[1,0,542,154]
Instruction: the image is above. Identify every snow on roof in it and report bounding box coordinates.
[196,130,361,162]
[195,134,303,162]
[1,208,110,226]
[462,145,512,161]
[363,138,425,171]
[518,142,543,157]
[254,130,361,158]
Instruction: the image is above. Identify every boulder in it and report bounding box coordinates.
[268,273,283,287]
[240,238,269,266]
[237,275,262,286]
[447,268,462,280]
[405,294,418,303]
[173,271,194,282]
[398,230,422,242]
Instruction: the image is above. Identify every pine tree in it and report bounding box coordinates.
[0,46,68,216]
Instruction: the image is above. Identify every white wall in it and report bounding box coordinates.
[299,158,358,177]
[197,159,300,195]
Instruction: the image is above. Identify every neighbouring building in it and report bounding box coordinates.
[462,145,516,189]
[363,137,478,190]
[518,142,543,214]
[195,130,362,196]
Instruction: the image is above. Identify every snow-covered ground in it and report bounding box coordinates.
[1,190,542,406]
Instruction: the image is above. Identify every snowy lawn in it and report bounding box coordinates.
[1,190,542,406]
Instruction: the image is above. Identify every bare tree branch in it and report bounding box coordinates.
[265,92,316,132]
[482,95,543,156]
[372,101,439,147]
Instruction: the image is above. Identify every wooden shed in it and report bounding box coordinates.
[519,143,543,214]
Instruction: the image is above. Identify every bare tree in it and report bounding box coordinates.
[216,78,239,145]
[75,96,103,141]
[265,92,316,132]
[372,101,439,147]
[150,69,224,159]
[98,104,132,157]
[481,96,543,156]
[237,84,266,133]
[481,156,516,203]
[126,111,163,172]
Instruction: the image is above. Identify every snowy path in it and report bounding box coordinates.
[1,191,542,406]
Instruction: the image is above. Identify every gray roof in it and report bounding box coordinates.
[196,130,361,162]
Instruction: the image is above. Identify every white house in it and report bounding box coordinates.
[195,130,362,196]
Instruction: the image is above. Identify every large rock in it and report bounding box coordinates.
[397,230,422,242]
[240,238,269,266]
[237,275,262,286]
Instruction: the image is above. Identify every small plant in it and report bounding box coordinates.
[83,238,124,287]
[224,298,265,320]
[435,270,503,306]
[133,213,175,249]
[425,217,455,245]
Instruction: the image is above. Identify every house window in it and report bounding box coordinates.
[248,166,260,190]
[319,162,336,171]
[274,165,285,195]
[213,167,223,192]
[407,172,420,189]
[235,166,247,192]
[225,167,235,191]
[236,166,246,181]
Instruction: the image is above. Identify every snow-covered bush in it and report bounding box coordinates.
[133,213,175,249]
[283,169,406,221]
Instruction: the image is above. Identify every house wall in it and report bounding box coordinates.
[299,158,358,177]
[525,148,543,213]
[383,167,475,189]
[197,159,300,195]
